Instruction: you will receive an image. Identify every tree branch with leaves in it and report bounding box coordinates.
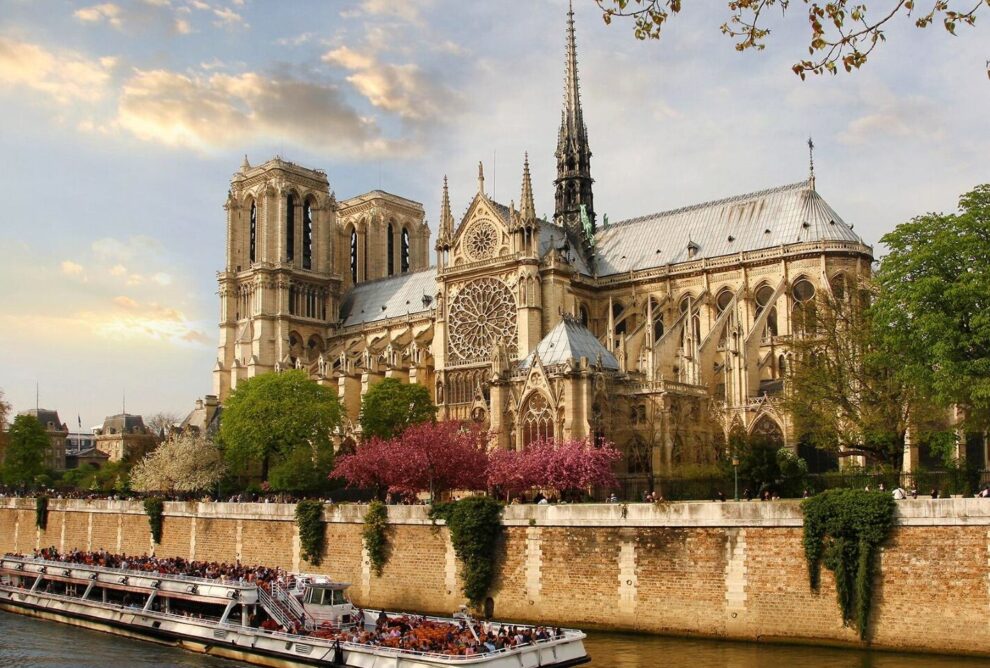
[597,0,990,78]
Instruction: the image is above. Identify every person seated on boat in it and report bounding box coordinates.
[375,610,389,630]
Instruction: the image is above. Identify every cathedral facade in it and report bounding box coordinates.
[211,7,872,485]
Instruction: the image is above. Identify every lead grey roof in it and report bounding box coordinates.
[340,268,437,327]
[520,317,619,370]
[21,409,65,431]
[538,220,593,275]
[593,180,864,276]
[100,413,149,435]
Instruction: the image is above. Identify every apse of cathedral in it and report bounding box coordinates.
[210,6,872,481]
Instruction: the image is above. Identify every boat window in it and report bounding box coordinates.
[331,589,348,605]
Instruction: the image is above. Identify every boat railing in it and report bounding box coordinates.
[257,581,298,631]
[2,556,260,590]
[270,580,310,627]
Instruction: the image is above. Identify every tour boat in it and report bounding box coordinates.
[0,554,589,667]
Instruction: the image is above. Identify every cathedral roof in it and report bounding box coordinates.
[593,179,865,276]
[538,220,593,275]
[340,268,437,328]
[520,316,619,370]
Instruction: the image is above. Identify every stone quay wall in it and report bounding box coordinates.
[1,497,988,656]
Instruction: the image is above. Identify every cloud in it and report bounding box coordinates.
[116,67,408,157]
[322,47,449,121]
[174,18,192,34]
[74,3,124,29]
[60,260,85,277]
[113,295,139,309]
[0,236,210,350]
[324,46,373,70]
[0,37,115,105]
[212,6,247,29]
[92,236,162,262]
[354,0,428,25]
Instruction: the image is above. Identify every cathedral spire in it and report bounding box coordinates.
[437,175,453,248]
[562,0,583,141]
[477,161,485,195]
[554,0,595,252]
[520,152,536,222]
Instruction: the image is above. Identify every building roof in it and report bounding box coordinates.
[99,413,149,436]
[520,316,619,370]
[593,180,864,276]
[340,268,437,328]
[538,220,593,275]
[21,409,66,432]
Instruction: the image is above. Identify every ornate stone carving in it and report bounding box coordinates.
[463,219,498,261]
[447,277,517,361]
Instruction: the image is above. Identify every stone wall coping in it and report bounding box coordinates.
[3,497,990,527]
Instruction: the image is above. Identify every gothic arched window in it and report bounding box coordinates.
[522,393,554,447]
[286,194,295,262]
[579,304,590,327]
[401,227,410,273]
[648,297,664,341]
[791,278,817,336]
[249,201,257,263]
[302,199,314,270]
[755,284,777,339]
[387,222,395,276]
[750,415,784,449]
[612,301,626,335]
[715,288,733,316]
[349,228,358,283]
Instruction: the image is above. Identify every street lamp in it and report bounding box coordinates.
[732,456,740,501]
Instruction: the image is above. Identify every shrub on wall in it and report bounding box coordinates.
[143,497,165,545]
[362,500,389,576]
[802,488,895,639]
[35,495,49,531]
[430,496,503,605]
[296,499,326,566]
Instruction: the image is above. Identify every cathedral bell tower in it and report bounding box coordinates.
[553,1,595,255]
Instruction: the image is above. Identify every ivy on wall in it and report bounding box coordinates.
[430,496,504,605]
[362,500,389,576]
[802,488,895,639]
[296,499,326,566]
[35,496,49,531]
[143,497,165,545]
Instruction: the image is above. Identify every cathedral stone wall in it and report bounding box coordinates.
[2,497,988,656]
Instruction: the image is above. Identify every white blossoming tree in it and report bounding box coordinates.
[130,432,226,494]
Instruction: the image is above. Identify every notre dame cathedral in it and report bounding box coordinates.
[208,6,871,485]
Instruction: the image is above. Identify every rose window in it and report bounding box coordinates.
[447,277,517,361]
[464,220,499,261]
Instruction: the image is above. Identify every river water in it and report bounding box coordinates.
[0,610,982,667]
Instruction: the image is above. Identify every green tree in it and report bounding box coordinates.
[359,377,436,441]
[782,275,947,467]
[220,370,341,483]
[597,1,989,78]
[268,443,336,494]
[3,414,48,487]
[873,184,990,436]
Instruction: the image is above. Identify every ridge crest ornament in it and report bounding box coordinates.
[448,277,517,361]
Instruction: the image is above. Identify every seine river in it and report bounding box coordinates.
[0,610,983,667]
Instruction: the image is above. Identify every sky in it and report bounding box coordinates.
[0,0,988,430]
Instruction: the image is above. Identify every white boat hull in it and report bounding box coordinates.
[0,585,589,668]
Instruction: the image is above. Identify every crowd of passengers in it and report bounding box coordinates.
[308,612,564,656]
[11,548,565,657]
[28,547,292,587]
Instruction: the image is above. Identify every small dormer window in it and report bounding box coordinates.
[687,240,699,258]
